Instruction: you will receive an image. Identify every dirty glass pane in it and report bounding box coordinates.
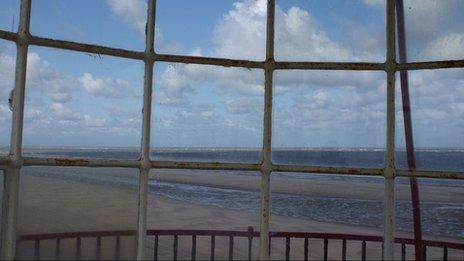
[275,0,386,62]
[147,169,261,260]
[30,0,146,50]
[270,173,384,260]
[272,70,386,168]
[400,0,464,61]
[17,167,138,260]
[151,62,263,163]
[155,0,266,61]
[0,0,19,32]
[395,69,464,172]
[0,40,15,155]
[23,46,143,159]
[395,177,464,260]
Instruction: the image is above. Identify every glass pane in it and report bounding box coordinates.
[395,177,464,260]
[151,62,264,163]
[155,0,266,60]
[30,0,146,50]
[147,169,261,259]
[401,0,464,61]
[0,40,15,154]
[270,173,384,260]
[0,0,19,32]
[275,0,386,62]
[273,70,386,168]
[395,69,464,172]
[23,46,143,159]
[17,167,138,260]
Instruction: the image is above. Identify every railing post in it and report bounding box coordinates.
[173,235,178,261]
[342,239,346,261]
[115,235,121,260]
[285,237,290,261]
[191,235,197,261]
[34,240,40,260]
[153,235,159,261]
[76,237,81,260]
[304,237,309,261]
[401,243,406,260]
[96,236,102,260]
[323,239,328,261]
[228,236,234,261]
[362,240,367,261]
[55,238,61,260]
[247,226,254,260]
[210,235,215,261]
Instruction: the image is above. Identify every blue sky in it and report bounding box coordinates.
[0,0,463,151]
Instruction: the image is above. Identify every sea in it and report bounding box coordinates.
[2,147,464,239]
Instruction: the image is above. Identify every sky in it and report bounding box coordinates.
[0,0,463,150]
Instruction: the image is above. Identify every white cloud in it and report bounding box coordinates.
[362,0,385,8]
[106,0,147,35]
[423,33,464,60]
[26,52,72,102]
[79,72,138,98]
[275,6,354,61]
[226,98,259,114]
[403,0,459,41]
[212,0,267,60]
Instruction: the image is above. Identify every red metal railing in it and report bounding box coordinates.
[19,228,464,260]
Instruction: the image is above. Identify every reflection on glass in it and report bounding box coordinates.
[395,177,464,260]
[155,0,266,60]
[0,0,19,32]
[401,0,464,62]
[273,70,386,168]
[275,0,385,62]
[148,169,260,259]
[30,0,146,50]
[17,167,138,260]
[23,47,143,159]
[270,173,384,260]
[151,63,264,163]
[396,69,464,172]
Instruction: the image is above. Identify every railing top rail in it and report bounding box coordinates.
[19,230,136,241]
[18,229,464,250]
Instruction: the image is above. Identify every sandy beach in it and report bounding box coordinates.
[14,167,463,260]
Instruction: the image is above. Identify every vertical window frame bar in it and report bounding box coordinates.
[136,0,156,259]
[383,0,397,260]
[0,0,31,259]
[258,0,275,260]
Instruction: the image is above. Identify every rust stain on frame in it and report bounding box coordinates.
[54,159,89,166]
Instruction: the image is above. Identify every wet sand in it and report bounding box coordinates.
[15,171,463,260]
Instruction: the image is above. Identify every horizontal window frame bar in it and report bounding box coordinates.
[274,62,385,71]
[1,30,463,71]
[0,156,462,179]
[155,53,264,69]
[21,157,139,168]
[272,164,383,176]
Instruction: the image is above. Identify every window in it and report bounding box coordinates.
[0,0,462,260]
